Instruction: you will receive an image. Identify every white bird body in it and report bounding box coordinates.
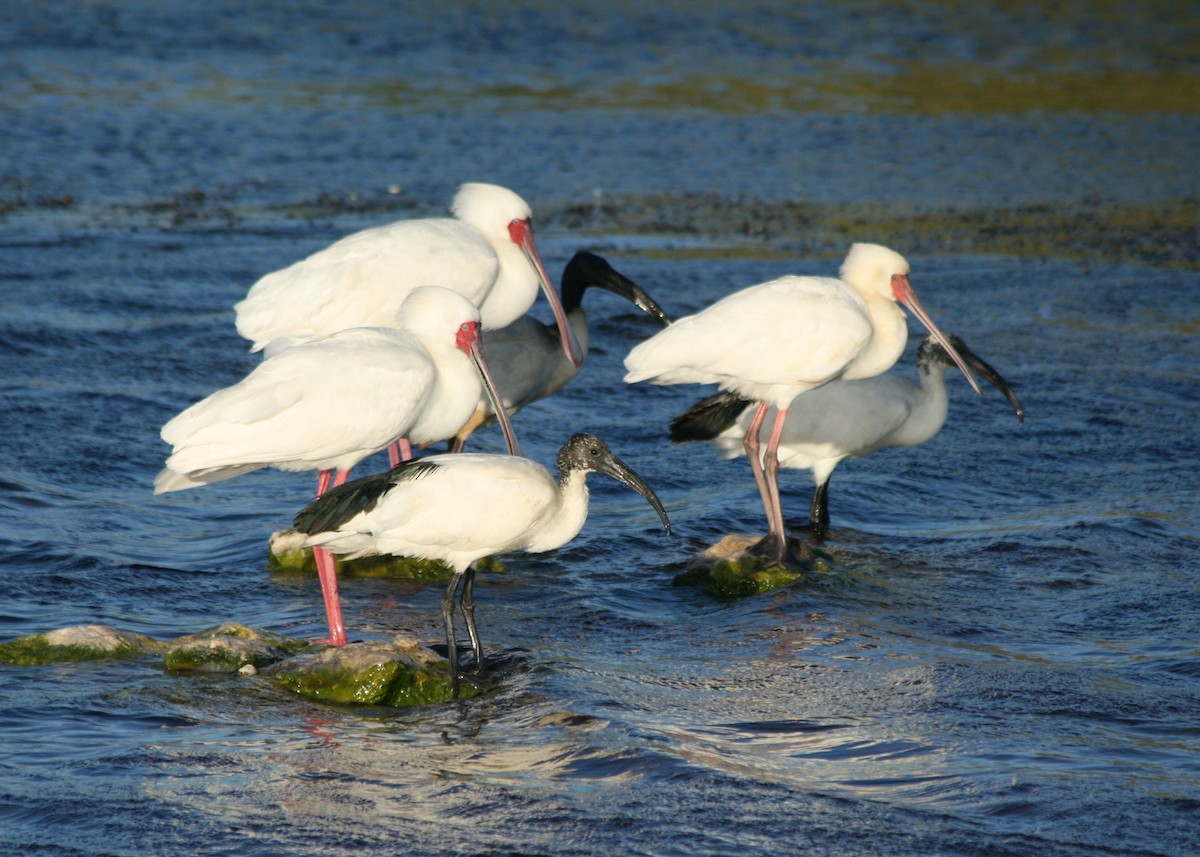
[156,286,517,494]
[157,327,436,491]
[303,453,591,567]
[625,246,920,405]
[713,357,951,484]
[158,285,523,649]
[236,218,500,347]
[625,243,980,564]
[234,183,582,367]
[671,332,1023,536]
[294,433,671,691]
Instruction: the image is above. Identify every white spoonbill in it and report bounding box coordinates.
[234,182,584,368]
[669,332,1024,537]
[293,433,672,695]
[155,286,521,647]
[447,250,672,452]
[624,243,981,566]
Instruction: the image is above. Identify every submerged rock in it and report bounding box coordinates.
[0,624,164,665]
[267,528,505,579]
[267,635,464,706]
[674,534,834,599]
[163,622,309,673]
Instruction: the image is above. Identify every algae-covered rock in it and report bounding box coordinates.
[267,635,465,706]
[267,528,505,579]
[163,622,309,673]
[0,624,164,665]
[674,534,835,599]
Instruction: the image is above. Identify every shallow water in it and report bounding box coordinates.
[2,3,1199,856]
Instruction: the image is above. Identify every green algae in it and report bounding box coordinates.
[89,58,1198,117]
[268,637,466,706]
[163,623,310,673]
[274,658,403,705]
[379,662,466,707]
[267,546,455,580]
[2,622,466,707]
[675,535,838,599]
[0,625,164,665]
[674,555,810,599]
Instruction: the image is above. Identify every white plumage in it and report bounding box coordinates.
[294,433,671,692]
[157,285,521,649]
[233,182,582,367]
[156,286,517,494]
[625,243,979,565]
[670,332,1023,536]
[304,454,582,566]
[625,244,954,403]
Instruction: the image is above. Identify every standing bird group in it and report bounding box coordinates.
[624,243,984,565]
[156,183,673,670]
[668,332,1024,537]
[157,184,1022,690]
[157,285,522,646]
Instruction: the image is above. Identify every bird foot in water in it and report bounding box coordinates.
[678,534,817,598]
[747,534,814,572]
[803,523,829,543]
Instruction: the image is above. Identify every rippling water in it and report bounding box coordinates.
[2,3,1198,856]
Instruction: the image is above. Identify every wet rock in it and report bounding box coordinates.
[163,623,309,673]
[267,527,505,579]
[266,635,464,706]
[1,622,469,706]
[0,624,164,665]
[674,534,834,598]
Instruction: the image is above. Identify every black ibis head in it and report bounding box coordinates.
[557,433,672,535]
[560,251,672,326]
[918,333,1024,422]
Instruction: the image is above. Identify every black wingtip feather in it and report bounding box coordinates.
[668,391,755,444]
[293,459,443,535]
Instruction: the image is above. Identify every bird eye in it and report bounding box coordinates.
[460,323,471,332]
[589,446,600,457]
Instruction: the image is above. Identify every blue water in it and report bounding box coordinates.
[2,3,1199,855]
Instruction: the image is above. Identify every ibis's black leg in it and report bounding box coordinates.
[441,570,465,698]
[810,481,830,539]
[460,565,487,677]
